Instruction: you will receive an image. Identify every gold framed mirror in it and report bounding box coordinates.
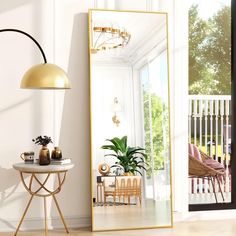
[89,9,172,231]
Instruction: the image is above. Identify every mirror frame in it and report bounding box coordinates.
[88,8,173,232]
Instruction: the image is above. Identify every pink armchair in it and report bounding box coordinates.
[189,143,225,203]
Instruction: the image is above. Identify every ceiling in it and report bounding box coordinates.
[90,10,167,65]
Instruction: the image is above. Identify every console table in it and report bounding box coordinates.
[13,162,74,236]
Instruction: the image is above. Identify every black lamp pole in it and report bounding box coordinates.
[0,28,47,63]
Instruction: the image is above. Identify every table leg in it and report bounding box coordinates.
[97,183,102,202]
[96,184,99,202]
[52,194,69,233]
[44,197,48,236]
[14,195,34,236]
[100,185,103,202]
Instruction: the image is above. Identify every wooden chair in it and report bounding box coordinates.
[189,149,225,203]
[103,176,116,204]
[103,176,142,205]
[115,176,142,205]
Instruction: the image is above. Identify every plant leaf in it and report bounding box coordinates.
[101,145,118,154]
[134,169,143,176]
[107,137,127,153]
[104,154,118,158]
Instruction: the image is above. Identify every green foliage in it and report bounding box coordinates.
[189,5,209,88]
[101,136,147,175]
[189,4,231,95]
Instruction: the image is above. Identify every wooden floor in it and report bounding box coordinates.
[1,219,236,236]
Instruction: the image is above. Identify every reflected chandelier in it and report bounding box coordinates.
[91,26,131,54]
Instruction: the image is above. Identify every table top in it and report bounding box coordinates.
[13,162,74,173]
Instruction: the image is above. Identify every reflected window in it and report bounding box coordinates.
[139,51,169,200]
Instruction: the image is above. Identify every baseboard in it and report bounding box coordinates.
[4,211,236,232]
[174,209,236,222]
[0,215,91,232]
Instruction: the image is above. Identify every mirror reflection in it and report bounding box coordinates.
[89,9,172,231]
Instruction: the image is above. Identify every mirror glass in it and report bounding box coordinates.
[89,9,172,231]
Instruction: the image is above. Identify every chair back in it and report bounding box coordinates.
[115,176,141,196]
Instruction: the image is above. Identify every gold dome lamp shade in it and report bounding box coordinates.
[20,63,70,89]
[0,28,70,89]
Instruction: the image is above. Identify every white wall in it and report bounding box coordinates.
[91,65,134,169]
[0,0,189,232]
[158,0,189,213]
[0,0,57,231]
[91,64,135,199]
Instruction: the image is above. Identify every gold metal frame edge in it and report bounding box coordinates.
[166,12,174,228]
[93,225,173,233]
[88,8,173,232]
[88,9,94,232]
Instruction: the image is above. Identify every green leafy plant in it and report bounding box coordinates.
[101,136,147,175]
[32,135,53,146]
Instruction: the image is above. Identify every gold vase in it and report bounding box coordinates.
[51,147,62,160]
[39,146,50,165]
[124,172,134,176]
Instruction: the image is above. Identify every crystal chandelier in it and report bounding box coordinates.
[91,26,131,54]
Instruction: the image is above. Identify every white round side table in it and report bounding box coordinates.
[13,162,74,236]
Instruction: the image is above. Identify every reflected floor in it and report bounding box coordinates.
[93,199,171,230]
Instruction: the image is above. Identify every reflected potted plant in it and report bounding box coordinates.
[101,136,147,175]
[32,135,53,165]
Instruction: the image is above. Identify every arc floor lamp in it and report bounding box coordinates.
[0,28,70,89]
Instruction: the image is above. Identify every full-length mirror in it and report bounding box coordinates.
[89,9,172,231]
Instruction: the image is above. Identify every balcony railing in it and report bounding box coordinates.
[188,95,231,204]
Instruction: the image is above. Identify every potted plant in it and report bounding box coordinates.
[101,136,147,175]
[32,135,53,165]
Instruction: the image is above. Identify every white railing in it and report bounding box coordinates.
[188,95,231,204]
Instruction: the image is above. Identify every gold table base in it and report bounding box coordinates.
[15,170,69,236]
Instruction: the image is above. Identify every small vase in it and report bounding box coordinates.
[51,147,62,160]
[39,146,50,165]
